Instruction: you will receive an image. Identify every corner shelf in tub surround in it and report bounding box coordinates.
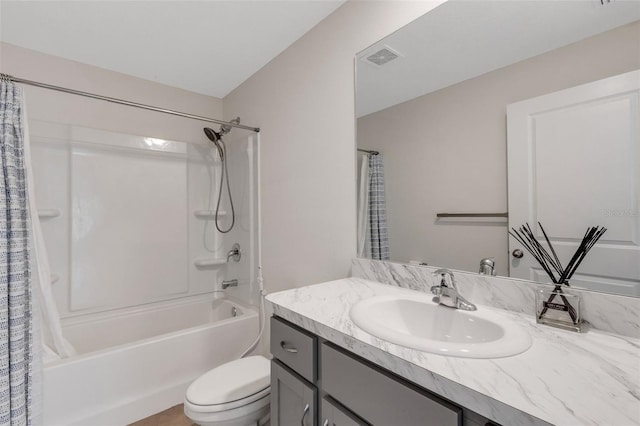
[193,210,227,219]
[266,278,640,426]
[193,258,227,268]
[37,208,61,218]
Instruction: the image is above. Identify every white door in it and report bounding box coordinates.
[507,70,640,296]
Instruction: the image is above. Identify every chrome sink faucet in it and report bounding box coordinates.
[479,257,496,276]
[430,269,477,311]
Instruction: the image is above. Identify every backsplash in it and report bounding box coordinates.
[352,258,639,338]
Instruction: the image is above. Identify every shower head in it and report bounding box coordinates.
[204,127,221,143]
[203,117,241,160]
[204,127,225,160]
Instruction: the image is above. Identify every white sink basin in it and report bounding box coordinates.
[350,293,532,359]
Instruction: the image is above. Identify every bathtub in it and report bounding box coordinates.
[43,295,259,425]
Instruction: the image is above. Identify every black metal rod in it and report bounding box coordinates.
[538,222,563,275]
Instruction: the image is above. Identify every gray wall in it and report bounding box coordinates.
[223,1,443,293]
[0,42,223,143]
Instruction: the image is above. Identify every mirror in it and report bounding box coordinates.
[355,0,640,297]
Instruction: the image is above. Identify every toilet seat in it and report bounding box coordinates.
[186,386,270,413]
[184,355,271,425]
[184,394,270,426]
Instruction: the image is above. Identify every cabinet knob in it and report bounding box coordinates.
[322,420,329,426]
[280,341,298,353]
[301,403,310,426]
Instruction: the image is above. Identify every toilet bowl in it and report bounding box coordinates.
[184,355,271,426]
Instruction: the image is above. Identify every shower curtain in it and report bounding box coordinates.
[356,154,370,257]
[1,80,75,424]
[358,153,389,261]
[0,80,36,425]
[368,154,389,260]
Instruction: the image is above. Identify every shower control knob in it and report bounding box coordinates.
[227,243,241,263]
[512,249,524,259]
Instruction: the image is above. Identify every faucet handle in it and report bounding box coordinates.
[227,243,241,263]
[432,268,453,277]
[431,269,476,311]
[432,268,457,289]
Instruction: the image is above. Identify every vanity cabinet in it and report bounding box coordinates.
[320,342,461,425]
[270,316,483,426]
[320,397,369,426]
[271,361,316,426]
[270,317,318,426]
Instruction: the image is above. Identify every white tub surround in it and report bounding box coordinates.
[266,279,640,426]
[29,120,256,318]
[43,297,258,425]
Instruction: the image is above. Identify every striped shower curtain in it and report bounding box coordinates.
[0,80,35,425]
[368,154,389,261]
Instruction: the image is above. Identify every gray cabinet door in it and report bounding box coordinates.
[320,397,369,426]
[271,359,317,426]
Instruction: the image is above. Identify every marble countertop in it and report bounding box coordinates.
[266,278,640,426]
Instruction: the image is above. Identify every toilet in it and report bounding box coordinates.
[184,356,271,426]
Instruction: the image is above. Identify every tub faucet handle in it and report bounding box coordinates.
[227,243,241,263]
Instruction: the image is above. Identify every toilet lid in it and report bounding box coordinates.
[186,356,270,406]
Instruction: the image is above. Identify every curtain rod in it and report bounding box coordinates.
[436,212,508,218]
[358,148,379,155]
[0,73,260,133]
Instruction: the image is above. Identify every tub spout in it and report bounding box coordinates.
[222,279,238,289]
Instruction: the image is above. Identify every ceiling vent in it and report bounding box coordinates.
[363,46,402,67]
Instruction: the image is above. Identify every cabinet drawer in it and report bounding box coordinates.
[321,343,462,426]
[271,317,317,382]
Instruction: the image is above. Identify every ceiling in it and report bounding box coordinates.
[0,0,345,98]
[356,0,640,117]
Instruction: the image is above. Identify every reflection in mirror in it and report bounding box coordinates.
[355,0,640,296]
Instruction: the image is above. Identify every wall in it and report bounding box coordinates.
[223,1,443,294]
[0,42,223,143]
[357,21,640,274]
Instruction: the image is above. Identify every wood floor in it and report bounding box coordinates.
[129,404,194,426]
